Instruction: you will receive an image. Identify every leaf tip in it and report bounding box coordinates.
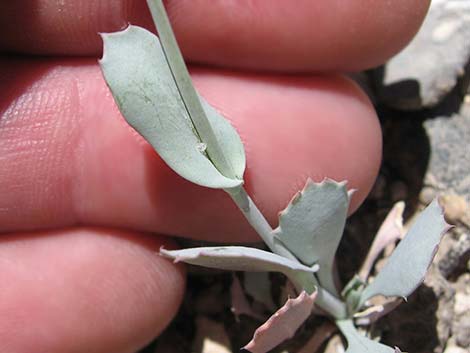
[347,188,357,199]
[242,342,254,353]
[158,247,180,263]
[98,25,133,64]
[435,197,453,225]
[321,177,348,188]
[242,290,317,353]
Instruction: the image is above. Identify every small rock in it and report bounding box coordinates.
[440,194,469,224]
[455,315,470,347]
[454,273,470,295]
[454,292,470,316]
[443,345,468,353]
[420,186,437,205]
[374,0,470,110]
[424,112,470,201]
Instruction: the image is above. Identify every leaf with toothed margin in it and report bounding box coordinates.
[243,291,317,353]
[160,246,318,284]
[337,319,401,353]
[274,178,350,296]
[99,25,245,189]
[358,199,451,308]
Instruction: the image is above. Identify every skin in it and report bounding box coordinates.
[0,1,429,352]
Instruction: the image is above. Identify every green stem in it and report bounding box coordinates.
[146,0,237,180]
[317,287,348,319]
[290,271,347,319]
[226,187,297,261]
[335,319,357,341]
[226,186,348,319]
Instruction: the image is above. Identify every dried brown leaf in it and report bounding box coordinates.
[243,291,317,353]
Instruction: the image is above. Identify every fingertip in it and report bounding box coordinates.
[0,61,381,242]
[148,0,432,71]
[0,229,185,353]
[1,0,430,70]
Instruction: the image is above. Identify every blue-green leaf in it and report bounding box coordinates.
[274,178,350,296]
[160,246,317,283]
[359,199,451,307]
[99,25,245,189]
[146,0,241,181]
[337,319,399,353]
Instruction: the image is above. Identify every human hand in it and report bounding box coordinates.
[0,1,429,352]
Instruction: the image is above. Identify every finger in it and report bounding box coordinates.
[0,228,185,353]
[0,58,381,242]
[0,0,430,71]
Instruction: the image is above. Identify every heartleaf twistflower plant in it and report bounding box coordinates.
[99,1,451,352]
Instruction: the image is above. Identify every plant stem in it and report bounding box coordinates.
[227,186,348,319]
[335,319,357,341]
[317,287,348,319]
[146,0,238,180]
[226,186,297,261]
[290,271,347,319]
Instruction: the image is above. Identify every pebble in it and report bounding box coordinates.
[420,186,437,205]
[424,112,470,203]
[454,292,470,316]
[441,194,469,224]
[443,345,468,353]
[455,315,470,347]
